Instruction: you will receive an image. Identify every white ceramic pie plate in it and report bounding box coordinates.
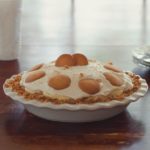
[3,78,148,122]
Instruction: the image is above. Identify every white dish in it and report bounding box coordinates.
[3,78,148,122]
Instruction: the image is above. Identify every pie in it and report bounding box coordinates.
[4,53,141,104]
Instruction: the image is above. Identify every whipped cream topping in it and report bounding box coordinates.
[20,60,133,99]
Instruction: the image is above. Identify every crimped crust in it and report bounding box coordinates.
[4,73,141,104]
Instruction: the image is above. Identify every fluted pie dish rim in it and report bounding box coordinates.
[3,75,148,111]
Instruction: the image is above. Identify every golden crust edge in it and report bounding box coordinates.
[4,72,141,104]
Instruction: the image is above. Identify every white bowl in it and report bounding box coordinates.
[3,78,148,122]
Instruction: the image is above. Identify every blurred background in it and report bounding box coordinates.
[19,0,150,69]
[21,0,150,46]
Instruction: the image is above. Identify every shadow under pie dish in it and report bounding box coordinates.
[3,53,148,122]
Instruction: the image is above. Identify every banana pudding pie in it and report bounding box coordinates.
[4,53,141,104]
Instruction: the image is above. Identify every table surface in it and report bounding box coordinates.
[1,0,150,150]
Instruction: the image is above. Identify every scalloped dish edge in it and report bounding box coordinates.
[3,78,148,111]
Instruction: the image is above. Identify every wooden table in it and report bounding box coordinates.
[0,47,150,150]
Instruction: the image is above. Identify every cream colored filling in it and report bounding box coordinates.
[20,60,133,99]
